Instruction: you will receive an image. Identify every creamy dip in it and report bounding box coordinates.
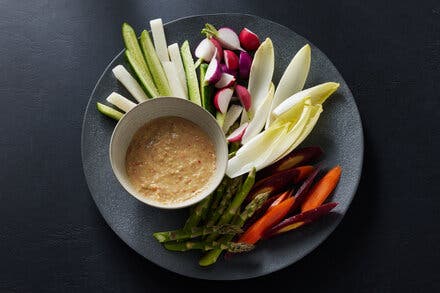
[125,116,216,204]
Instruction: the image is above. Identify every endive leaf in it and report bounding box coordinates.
[280,103,323,158]
[257,100,313,171]
[267,44,311,128]
[241,83,275,144]
[247,38,274,117]
[272,82,339,117]
[226,124,288,178]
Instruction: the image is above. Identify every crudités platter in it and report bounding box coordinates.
[81,14,363,280]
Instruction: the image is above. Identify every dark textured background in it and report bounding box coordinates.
[1,0,439,291]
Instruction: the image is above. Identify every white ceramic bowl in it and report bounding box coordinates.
[109,97,228,209]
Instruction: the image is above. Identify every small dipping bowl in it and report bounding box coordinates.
[109,97,228,209]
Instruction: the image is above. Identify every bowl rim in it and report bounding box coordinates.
[109,97,228,209]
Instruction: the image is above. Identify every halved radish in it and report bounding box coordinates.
[209,38,223,62]
[217,27,244,51]
[224,50,239,71]
[195,38,216,61]
[220,63,237,77]
[204,55,222,84]
[235,85,252,111]
[239,28,261,51]
[215,73,236,88]
[227,123,248,142]
[239,51,253,80]
[214,87,233,113]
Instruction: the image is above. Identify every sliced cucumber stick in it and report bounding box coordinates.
[140,30,171,96]
[180,41,201,106]
[122,23,158,98]
[96,102,123,120]
[112,65,148,102]
[199,63,215,114]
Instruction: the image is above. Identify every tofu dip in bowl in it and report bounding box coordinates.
[109,97,228,209]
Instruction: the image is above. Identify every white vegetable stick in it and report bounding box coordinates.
[272,82,339,117]
[112,65,148,102]
[168,43,187,96]
[267,44,311,128]
[106,92,137,112]
[222,105,243,133]
[241,83,275,144]
[150,18,169,62]
[161,61,187,99]
[247,38,274,117]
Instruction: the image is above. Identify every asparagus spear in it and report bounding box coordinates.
[199,192,269,266]
[164,240,254,253]
[183,195,212,230]
[153,224,242,243]
[204,178,228,223]
[206,176,243,227]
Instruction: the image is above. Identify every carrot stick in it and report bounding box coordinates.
[268,190,291,211]
[301,166,341,212]
[238,196,295,245]
[293,165,315,183]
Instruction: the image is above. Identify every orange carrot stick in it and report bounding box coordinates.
[238,196,295,244]
[301,165,341,212]
[293,165,315,183]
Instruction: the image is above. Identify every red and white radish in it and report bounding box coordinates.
[214,87,233,113]
[224,50,239,71]
[220,63,237,77]
[227,123,248,142]
[235,85,252,111]
[215,73,236,88]
[204,55,222,84]
[209,38,223,62]
[239,28,261,51]
[195,38,216,61]
[239,51,253,80]
[216,27,244,51]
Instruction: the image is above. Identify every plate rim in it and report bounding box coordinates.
[81,13,364,280]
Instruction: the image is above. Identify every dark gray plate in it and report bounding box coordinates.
[81,14,363,280]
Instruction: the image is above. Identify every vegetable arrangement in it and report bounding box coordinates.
[96,18,343,266]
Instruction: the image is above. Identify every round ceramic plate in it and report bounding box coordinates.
[81,14,363,280]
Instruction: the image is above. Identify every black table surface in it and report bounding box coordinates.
[1,0,439,291]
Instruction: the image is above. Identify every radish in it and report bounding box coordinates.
[195,38,216,61]
[227,123,248,142]
[220,63,237,77]
[239,51,253,80]
[215,73,236,88]
[224,50,239,71]
[202,23,244,51]
[235,85,252,111]
[239,28,261,51]
[204,55,222,84]
[214,87,233,113]
[209,38,223,62]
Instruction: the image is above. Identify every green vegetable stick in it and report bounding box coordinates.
[164,240,254,253]
[96,102,123,120]
[153,224,242,243]
[205,169,256,242]
[183,195,212,230]
[199,63,215,114]
[139,30,172,96]
[180,41,201,105]
[216,111,225,127]
[199,192,268,266]
[122,23,158,98]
